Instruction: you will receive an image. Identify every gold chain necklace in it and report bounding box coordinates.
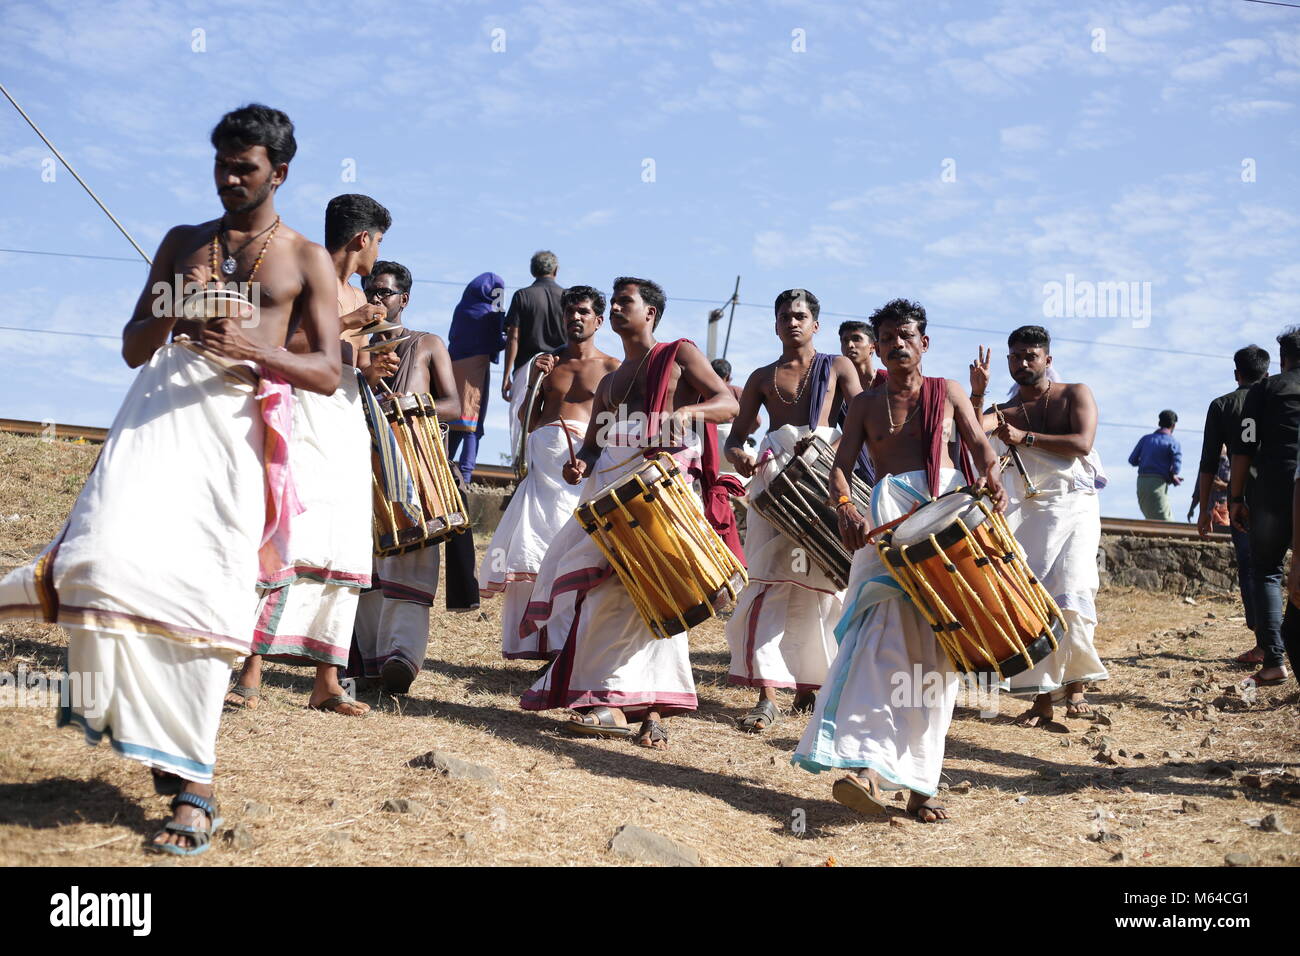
[611,346,654,408]
[885,386,922,435]
[773,357,814,406]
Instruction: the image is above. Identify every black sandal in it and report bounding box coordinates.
[635,720,669,749]
[145,792,223,857]
[565,706,634,738]
[739,699,779,734]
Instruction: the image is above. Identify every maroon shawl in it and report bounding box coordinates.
[919,375,976,498]
[645,340,746,564]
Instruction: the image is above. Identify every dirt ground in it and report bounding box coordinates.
[1,432,1298,867]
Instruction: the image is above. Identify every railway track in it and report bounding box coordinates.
[0,418,1235,537]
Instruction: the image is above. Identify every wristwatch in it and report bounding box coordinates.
[1024,432,1036,446]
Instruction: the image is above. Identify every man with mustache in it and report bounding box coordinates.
[969,326,1108,728]
[227,194,394,716]
[0,104,341,854]
[837,319,886,485]
[723,289,861,733]
[480,285,621,659]
[793,298,1005,822]
[519,277,740,749]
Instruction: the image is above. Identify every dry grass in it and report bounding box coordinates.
[1,432,1298,867]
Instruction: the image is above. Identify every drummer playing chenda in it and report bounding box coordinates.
[723,289,861,735]
[791,298,1006,822]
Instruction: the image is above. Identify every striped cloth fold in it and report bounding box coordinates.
[356,371,421,522]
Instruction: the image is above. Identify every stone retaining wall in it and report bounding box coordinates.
[1099,533,1241,596]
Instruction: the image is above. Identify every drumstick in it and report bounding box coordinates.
[991,402,1040,498]
[561,421,579,469]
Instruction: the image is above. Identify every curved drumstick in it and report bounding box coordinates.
[991,401,1040,498]
[560,420,579,469]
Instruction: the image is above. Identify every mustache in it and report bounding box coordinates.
[887,348,909,359]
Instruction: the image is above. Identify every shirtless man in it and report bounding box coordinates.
[969,328,1108,726]
[793,298,1005,822]
[0,104,341,854]
[724,289,860,731]
[352,261,462,693]
[228,195,395,715]
[520,277,739,749]
[481,285,621,658]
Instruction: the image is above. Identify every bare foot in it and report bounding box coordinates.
[906,791,950,823]
[1013,694,1054,728]
[309,664,370,716]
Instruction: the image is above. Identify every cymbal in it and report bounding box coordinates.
[359,334,410,353]
[360,318,403,335]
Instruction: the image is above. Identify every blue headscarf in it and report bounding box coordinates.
[447,271,506,362]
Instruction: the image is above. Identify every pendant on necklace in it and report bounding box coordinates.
[221,256,237,276]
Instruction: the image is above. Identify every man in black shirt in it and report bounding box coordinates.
[1198,345,1268,665]
[501,250,565,400]
[1229,329,1300,687]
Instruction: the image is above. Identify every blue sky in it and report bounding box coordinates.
[1,0,1297,519]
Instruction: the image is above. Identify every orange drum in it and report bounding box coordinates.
[575,453,747,640]
[874,490,1064,677]
[370,392,467,556]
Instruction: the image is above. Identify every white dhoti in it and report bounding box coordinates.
[726,425,841,691]
[520,424,702,718]
[480,420,584,659]
[999,443,1109,700]
[352,545,440,679]
[252,374,372,667]
[0,343,269,782]
[793,469,963,797]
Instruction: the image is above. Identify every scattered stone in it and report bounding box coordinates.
[1192,667,1207,677]
[1205,611,1216,619]
[1015,795,1030,804]
[1181,799,1201,813]
[1205,762,1235,778]
[1240,774,1264,790]
[408,751,500,788]
[323,830,351,845]
[1225,852,1252,867]
[381,797,424,814]
[1132,752,1147,760]
[948,781,972,794]
[1091,710,1113,727]
[458,830,478,849]
[1095,751,1119,766]
[1088,829,1123,843]
[1199,735,1214,748]
[1109,850,1128,863]
[476,611,489,622]
[1157,669,1173,679]
[242,800,272,821]
[893,790,906,802]
[1058,738,1072,748]
[778,854,819,867]
[1212,695,1249,712]
[326,798,341,809]
[1183,596,1197,605]
[1260,814,1291,834]
[1162,750,1179,759]
[608,824,701,867]
[1117,748,1130,758]
[222,823,255,850]
[890,817,908,829]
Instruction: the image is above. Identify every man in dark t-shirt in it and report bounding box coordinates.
[501,250,565,399]
[1197,345,1268,665]
[1230,328,1300,688]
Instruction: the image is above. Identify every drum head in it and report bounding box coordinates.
[182,288,252,320]
[892,491,986,546]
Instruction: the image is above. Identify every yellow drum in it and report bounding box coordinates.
[576,453,747,640]
[874,490,1064,678]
